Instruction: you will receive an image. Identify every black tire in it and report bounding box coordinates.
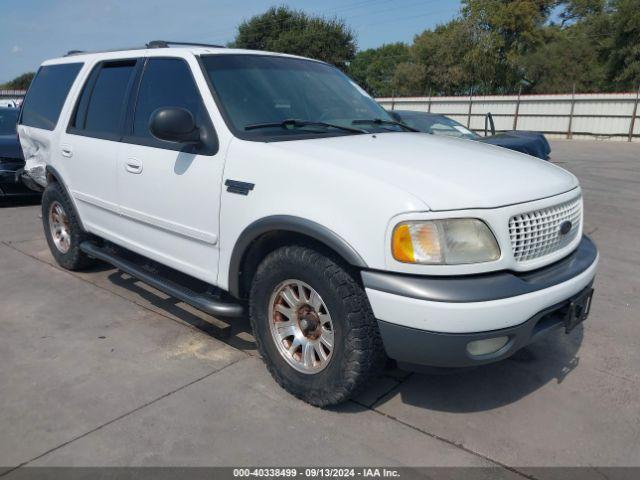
[249,245,385,406]
[41,181,95,270]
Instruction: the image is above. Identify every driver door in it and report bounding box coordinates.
[115,57,224,284]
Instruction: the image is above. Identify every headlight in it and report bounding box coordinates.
[392,219,500,264]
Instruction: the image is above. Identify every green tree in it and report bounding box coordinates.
[1,72,35,90]
[392,62,427,96]
[606,0,640,89]
[412,19,494,95]
[231,6,356,71]
[349,43,412,96]
[460,0,556,91]
[520,25,609,93]
[411,22,462,95]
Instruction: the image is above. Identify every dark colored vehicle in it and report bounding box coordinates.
[0,107,40,200]
[389,110,551,160]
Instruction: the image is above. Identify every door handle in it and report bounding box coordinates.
[124,158,143,174]
[61,146,73,158]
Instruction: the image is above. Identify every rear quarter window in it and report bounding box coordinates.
[20,63,83,131]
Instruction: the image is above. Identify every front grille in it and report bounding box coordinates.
[509,196,582,262]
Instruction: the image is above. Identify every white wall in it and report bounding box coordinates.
[377,92,640,142]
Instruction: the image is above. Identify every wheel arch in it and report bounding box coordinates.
[44,165,87,231]
[228,215,368,299]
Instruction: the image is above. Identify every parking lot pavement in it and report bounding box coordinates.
[0,140,639,473]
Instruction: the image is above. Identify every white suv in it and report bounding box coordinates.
[18,42,598,406]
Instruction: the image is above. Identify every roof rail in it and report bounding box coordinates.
[64,46,146,57]
[64,41,225,57]
[146,40,226,49]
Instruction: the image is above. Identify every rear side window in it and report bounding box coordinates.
[20,63,83,130]
[132,58,205,140]
[71,60,137,138]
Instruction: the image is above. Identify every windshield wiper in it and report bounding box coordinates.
[245,119,367,134]
[351,118,419,132]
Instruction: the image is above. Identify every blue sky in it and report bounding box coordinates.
[0,0,461,83]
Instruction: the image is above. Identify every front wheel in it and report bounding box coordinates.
[249,245,385,406]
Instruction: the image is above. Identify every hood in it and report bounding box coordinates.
[266,132,576,211]
[0,135,24,160]
[478,131,551,160]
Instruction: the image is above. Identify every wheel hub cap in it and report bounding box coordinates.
[48,201,71,254]
[269,280,335,374]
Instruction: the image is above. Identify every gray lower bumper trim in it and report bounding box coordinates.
[378,284,592,369]
[362,235,597,303]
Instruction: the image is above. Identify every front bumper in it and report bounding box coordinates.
[362,235,598,369]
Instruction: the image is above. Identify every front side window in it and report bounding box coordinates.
[20,63,83,131]
[201,54,399,140]
[132,58,205,140]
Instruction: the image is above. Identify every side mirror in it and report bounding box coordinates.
[149,107,201,144]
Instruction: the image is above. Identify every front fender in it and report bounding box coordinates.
[227,215,368,297]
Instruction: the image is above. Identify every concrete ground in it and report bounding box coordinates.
[0,140,638,475]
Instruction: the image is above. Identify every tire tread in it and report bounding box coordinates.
[249,245,385,406]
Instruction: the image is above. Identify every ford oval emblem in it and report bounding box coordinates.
[559,220,572,235]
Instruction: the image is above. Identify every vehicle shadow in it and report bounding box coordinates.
[106,269,257,353]
[101,260,584,413]
[368,325,584,413]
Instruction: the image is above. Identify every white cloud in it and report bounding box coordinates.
[11,45,22,54]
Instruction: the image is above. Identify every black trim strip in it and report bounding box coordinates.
[362,235,598,303]
[80,241,243,318]
[228,215,367,297]
[225,179,254,196]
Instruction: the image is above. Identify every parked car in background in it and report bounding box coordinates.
[389,110,551,160]
[0,107,41,201]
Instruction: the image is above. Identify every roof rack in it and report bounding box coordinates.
[146,40,226,49]
[64,41,225,57]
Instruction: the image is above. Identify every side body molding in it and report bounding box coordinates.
[228,215,368,297]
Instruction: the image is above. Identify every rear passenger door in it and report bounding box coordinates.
[116,57,223,284]
[62,59,139,235]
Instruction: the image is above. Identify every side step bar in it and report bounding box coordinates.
[80,241,244,318]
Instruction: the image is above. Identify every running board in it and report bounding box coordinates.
[80,241,244,318]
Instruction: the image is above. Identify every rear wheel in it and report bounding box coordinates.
[42,182,95,270]
[249,245,385,406]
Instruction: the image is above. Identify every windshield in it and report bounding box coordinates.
[201,54,401,140]
[398,113,479,140]
[0,108,19,135]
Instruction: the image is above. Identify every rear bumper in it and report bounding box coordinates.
[0,165,41,197]
[0,181,41,197]
[363,235,598,368]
